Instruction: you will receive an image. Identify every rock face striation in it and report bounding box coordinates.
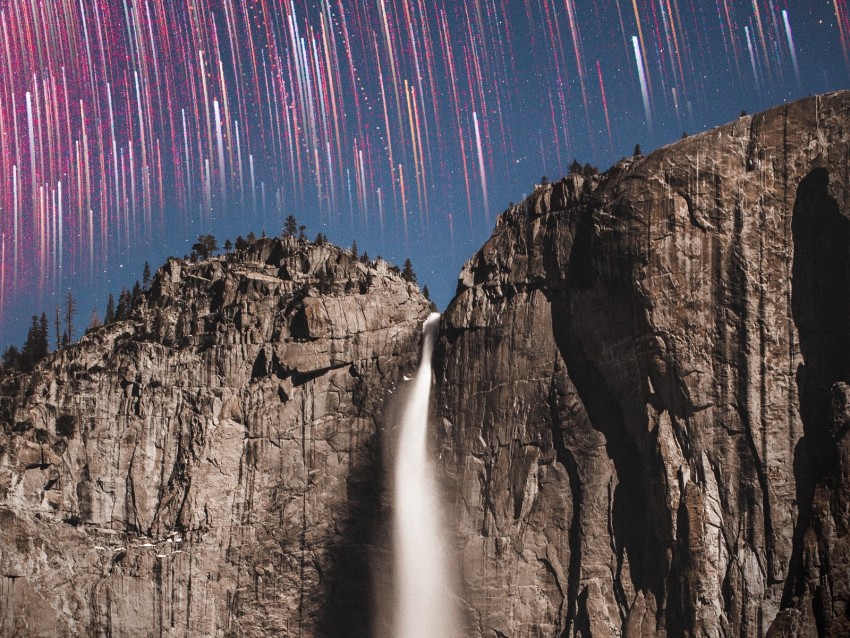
[0,237,432,636]
[435,91,850,637]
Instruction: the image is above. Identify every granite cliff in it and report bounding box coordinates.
[0,237,432,636]
[435,91,850,636]
[3,91,850,638]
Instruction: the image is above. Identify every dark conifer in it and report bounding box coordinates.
[192,234,218,259]
[105,294,116,324]
[401,258,417,283]
[64,292,76,344]
[2,345,19,370]
[284,214,298,237]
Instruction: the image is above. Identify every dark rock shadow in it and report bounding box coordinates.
[784,167,850,606]
[316,427,389,638]
[546,207,671,631]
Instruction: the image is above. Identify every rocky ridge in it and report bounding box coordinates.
[0,237,432,637]
[435,91,850,636]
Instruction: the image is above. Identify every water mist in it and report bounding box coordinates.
[392,312,458,638]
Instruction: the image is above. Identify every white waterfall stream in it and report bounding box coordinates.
[392,312,458,638]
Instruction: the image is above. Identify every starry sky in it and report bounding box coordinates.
[0,0,846,349]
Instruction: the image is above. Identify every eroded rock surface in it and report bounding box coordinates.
[435,91,850,637]
[0,237,431,637]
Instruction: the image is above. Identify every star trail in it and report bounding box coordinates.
[0,0,844,346]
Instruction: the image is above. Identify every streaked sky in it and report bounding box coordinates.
[0,0,844,348]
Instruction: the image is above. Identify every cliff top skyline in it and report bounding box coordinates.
[0,0,846,349]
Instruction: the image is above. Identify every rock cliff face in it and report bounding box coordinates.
[0,237,432,637]
[4,92,850,638]
[435,91,850,636]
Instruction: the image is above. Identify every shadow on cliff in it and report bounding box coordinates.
[545,207,674,633]
[315,425,389,638]
[784,167,850,619]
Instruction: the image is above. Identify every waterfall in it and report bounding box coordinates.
[393,312,457,638]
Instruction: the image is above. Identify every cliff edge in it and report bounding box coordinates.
[0,237,431,636]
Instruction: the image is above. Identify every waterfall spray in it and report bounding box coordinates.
[393,312,457,638]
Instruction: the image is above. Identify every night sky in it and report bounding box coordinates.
[0,0,846,349]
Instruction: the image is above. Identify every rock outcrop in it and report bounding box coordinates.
[0,237,432,636]
[435,91,850,636]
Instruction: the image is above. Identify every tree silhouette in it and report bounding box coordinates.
[633,144,643,157]
[142,261,151,287]
[131,281,142,306]
[54,304,62,350]
[105,293,116,324]
[401,258,417,283]
[284,214,298,237]
[19,314,49,371]
[192,234,218,259]
[223,238,233,252]
[64,291,77,345]
[351,240,359,259]
[423,285,430,300]
[116,288,131,321]
[2,345,19,370]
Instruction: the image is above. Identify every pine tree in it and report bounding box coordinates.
[132,281,142,306]
[64,292,76,345]
[423,285,430,300]
[55,304,62,351]
[142,261,151,287]
[105,293,116,324]
[20,315,49,370]
[19,316,39,370]
[235,235,247,251]
[360,251,369,265]
[284,214,298,237]
[633,144,642,157]
[223,239,233,252]
[401,258,417,283]
[116,288,130,321]
[351,240,358,259]
[192,234,218,259]
[569,159,582,175]
[298,225,307,240]
[2,345,19,370]
[39,313,49,355]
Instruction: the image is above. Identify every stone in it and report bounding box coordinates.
[435,91,850,636]
[0,237,431,637]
